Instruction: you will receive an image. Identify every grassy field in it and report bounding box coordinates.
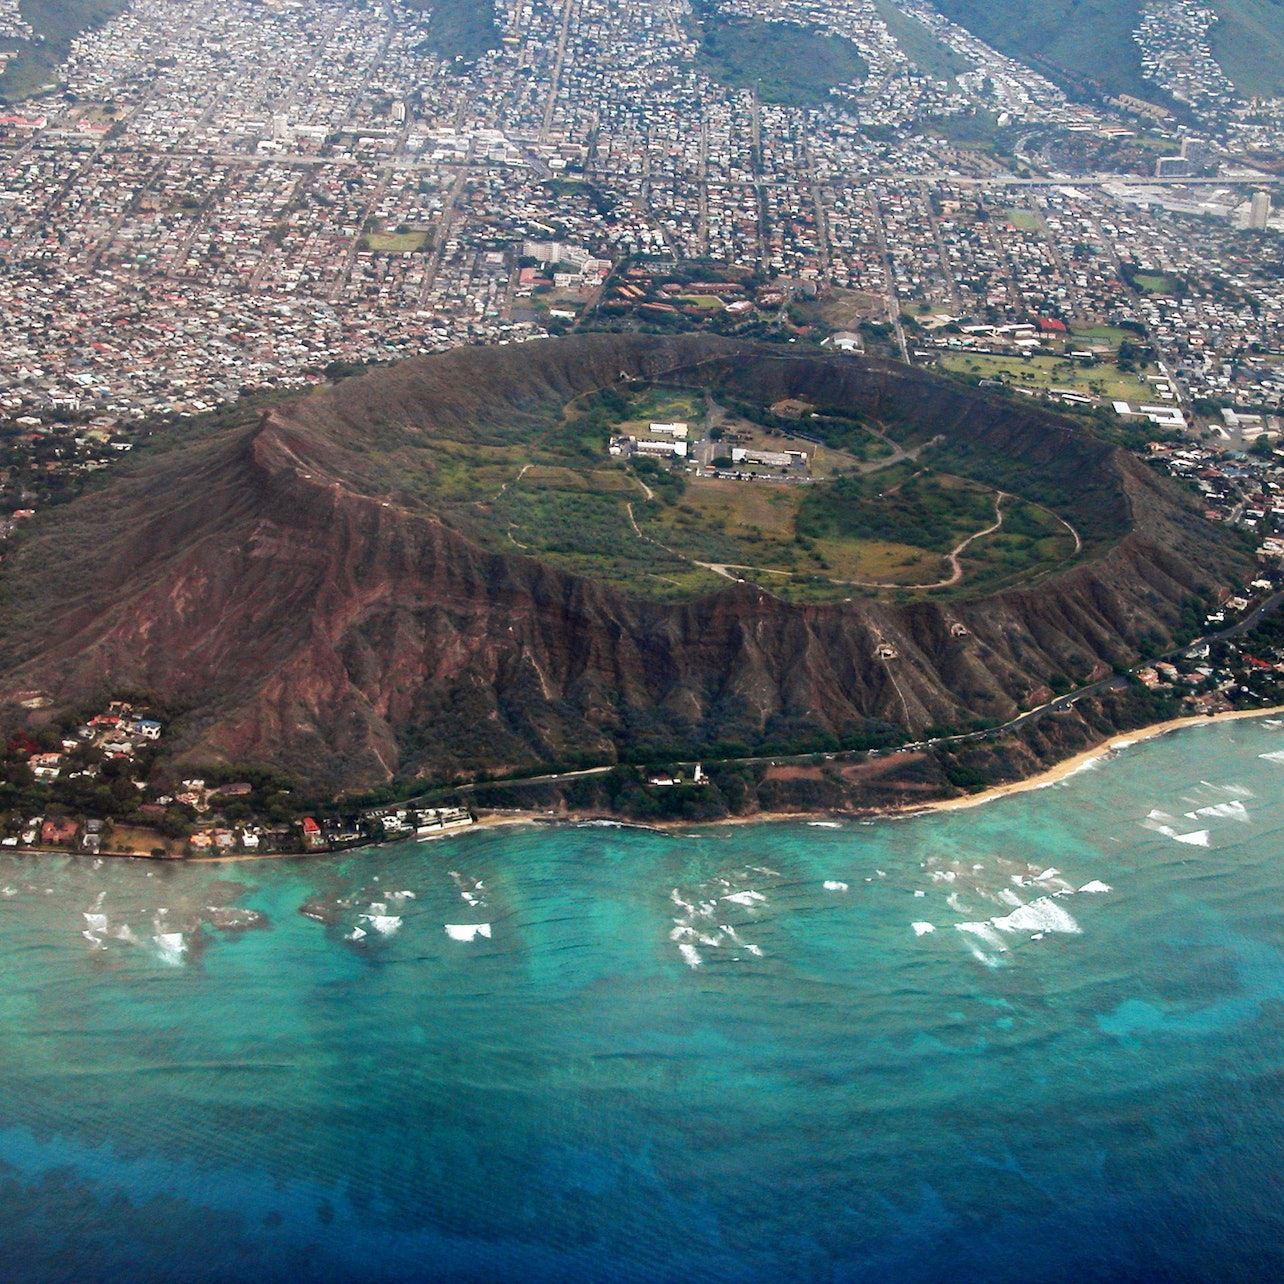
[639,461,1076,599]
[362,231,430,253]
[1131,270,1181,295]
[694,11,869,105]
[938,351,1159,404]
[1005,209,1040,231]
[789,287,884,333]
[612,387,704,436]
[1069,324,1138,349]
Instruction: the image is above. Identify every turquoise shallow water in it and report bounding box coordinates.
[5,718,1284,1281]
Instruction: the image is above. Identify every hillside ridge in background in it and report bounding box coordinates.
[0,335,1248,794]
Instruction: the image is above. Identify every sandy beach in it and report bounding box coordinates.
[923,704,1284,816]
[9,706,1284,861]
[462,704,1284,833]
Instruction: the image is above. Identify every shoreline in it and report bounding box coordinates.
[545,703,1284,831]
[911,704,1284,817]
[6,706,1284,861]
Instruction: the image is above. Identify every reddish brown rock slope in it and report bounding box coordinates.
[0,334,1247,792]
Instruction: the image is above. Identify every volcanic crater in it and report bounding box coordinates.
[0,333,1248,792]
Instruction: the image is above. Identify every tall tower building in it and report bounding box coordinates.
[1249,190,1272,231]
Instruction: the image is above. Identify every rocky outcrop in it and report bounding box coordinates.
[0,334,1247,793]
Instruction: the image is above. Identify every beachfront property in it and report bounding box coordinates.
[374,806,474,839]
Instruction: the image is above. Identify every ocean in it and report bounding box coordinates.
[5,717,1284,1281]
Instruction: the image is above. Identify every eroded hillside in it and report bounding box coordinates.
[0,334,1248,792]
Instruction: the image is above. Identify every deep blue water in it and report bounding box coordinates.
[5,717,1284,1281]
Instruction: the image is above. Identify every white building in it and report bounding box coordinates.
[731,447,805,467]
[635,438,687,458]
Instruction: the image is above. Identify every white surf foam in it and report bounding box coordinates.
[822,880,848,892]
[957,933,1005,968]
[1189,800,1250,823]
[1040,753,1105,784]
[346,927,367,942]
[957,921,1008,954]
[722,890,765,906]
[362,914,402,936]
[1259,750,1284,763]
[445,923,491,942]
[82,910,109,949]
[808,821,841,828]
[1144,811,1212,845]
[153,932,186,966]
[991,896,1080,936]
[912,922,936,936]
[1199,781,1254,799]
[1078,880,1112,893]
[914,889,926,897]
[678,943,702,968]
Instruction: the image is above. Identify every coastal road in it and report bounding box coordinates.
[386,590,1284,816]
[910,586,1284,752]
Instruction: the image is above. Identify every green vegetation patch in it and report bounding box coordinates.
[404,0,501,63]
[797,467,995,554]
[1,0,131,99]
[1005,209,1040,231]
[1211,0,1284,97]
[871,0,973,79]
[922,109,1001,150]
[938,351,1159,405]
[1070,323,1141,349]
[693,8,868,105]
[931,0,1160,103]
[362,231,430,253]
[316,369,1100,602]
[1129,270,1182,295]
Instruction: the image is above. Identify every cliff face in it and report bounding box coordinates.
[0,335,1247,792]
